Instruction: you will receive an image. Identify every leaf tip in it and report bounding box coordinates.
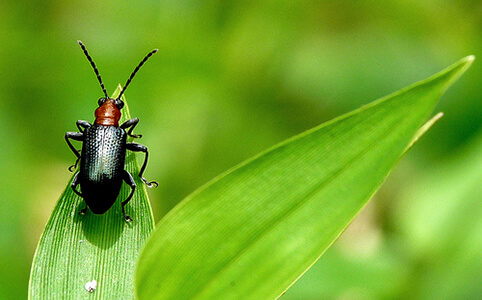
[406,112,444,151]
[426,55,475,95]
[459,55,475,73]
[465,55,475,63]
[456,55,475,74]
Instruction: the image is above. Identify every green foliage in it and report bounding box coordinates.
[29,87,155,299]
[135,57,473,299]
[1,1,480,298]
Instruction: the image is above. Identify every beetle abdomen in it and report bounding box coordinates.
[80,180,122,214]
[79,124,127,214]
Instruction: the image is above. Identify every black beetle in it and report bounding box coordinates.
[65,41,158,222]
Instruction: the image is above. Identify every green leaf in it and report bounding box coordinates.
[29,86,155,299]
[135,56,474,299]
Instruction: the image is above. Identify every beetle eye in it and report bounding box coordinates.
[115,99,124,109]
[98,98,106,106]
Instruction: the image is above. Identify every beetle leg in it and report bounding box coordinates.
[65,132,83,171]
[126,142,159,187]
[121,117,142,138]
[71,173,88,215]
[76,120,92,133]
[71,172,83,198]
[65,136,82,169]
[73,181,87,215]
[65,132,83,157]
[122,170,137,222]
[68,157,81,172]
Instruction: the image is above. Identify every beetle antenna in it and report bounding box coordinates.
[77,40,109,98]
[117,48,158,100]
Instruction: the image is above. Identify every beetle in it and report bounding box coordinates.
[65,40,158,222]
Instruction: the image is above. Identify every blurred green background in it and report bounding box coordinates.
[0,1,480,299]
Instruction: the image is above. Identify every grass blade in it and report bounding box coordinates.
[29,86,155,299]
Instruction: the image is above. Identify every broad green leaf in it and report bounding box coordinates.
[136,56,473,299]
[29,86,155,299]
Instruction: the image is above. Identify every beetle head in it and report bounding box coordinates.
[97,97,124,110]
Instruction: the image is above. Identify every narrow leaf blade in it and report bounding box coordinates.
[136,57,473,299]
[29,86,155,299]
